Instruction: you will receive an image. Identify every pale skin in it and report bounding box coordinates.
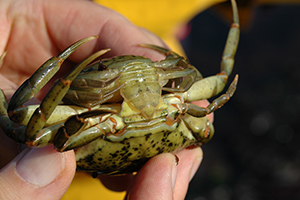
[0,0,213,199]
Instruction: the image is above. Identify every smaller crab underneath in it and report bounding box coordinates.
[0,0,239,175]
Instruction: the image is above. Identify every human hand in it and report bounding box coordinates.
[99,148,204,200]
[0,0,211,199]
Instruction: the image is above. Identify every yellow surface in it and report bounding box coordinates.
[62,0,224,199]
[62,172,126,200]
[95,0,223,55]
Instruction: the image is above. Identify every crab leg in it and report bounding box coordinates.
[153,0,238,96]
[8,104,102,126]
[0,53,24,142]
[0,90,14,137]
[0,53,14,136]
[182,114,214,145]
[183,75,238,117]
[1,90,113,145]
[138,44,181,58]
[64,75,124,108]
[162,66,201,92]
[0,51,7,64]
[139,44,203,92]
[7,36,98,113]
[25,49,110,146]
[53,110,123,151]
[220,0,239,77]
[1,102,117,147]
[181,0,239,102]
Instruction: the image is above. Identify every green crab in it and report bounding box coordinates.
[0,0,239,175]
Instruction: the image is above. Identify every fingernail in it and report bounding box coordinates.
[16,146,65,187]
[190,157,202,181]
[171,155,178,192]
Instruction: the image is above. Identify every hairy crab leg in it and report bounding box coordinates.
[25,49,110,146]
[7,36,98,113]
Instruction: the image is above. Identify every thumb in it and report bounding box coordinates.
[0,146,76,199]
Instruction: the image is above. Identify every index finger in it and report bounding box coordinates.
[43,0,167,61]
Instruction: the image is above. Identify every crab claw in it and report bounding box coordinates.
[7,36,98,113]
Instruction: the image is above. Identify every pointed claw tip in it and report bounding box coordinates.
[137,44,152,49]
[103,48,111,53]
[234,74,239,82]
[85,35,98,40]
[0,51,7,60]
[226,74,239,97]
[0,51,7,68]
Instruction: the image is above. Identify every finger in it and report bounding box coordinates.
[0,78,42,168]
[173,148,203,200]
[2,0,167,87]
[127,153,178,200]
[0,146,76,200]
[42,0,167,61]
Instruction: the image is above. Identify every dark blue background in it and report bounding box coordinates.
[183,4,300,200]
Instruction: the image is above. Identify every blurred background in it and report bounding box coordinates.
[63,1,300,199]
[183,1,300,199]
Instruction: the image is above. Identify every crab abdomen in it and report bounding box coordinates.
[75,121,197,175]
[119,62,165,119]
